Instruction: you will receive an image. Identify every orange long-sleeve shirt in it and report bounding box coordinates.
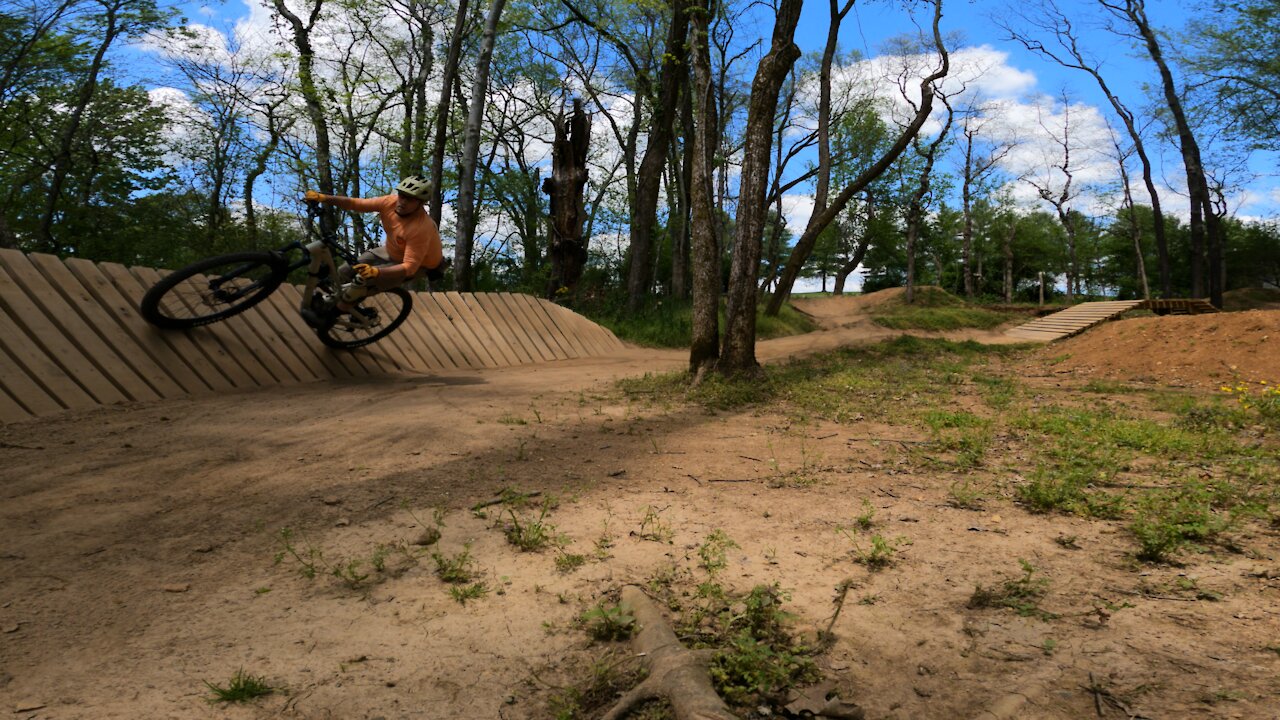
[329,194,442,274]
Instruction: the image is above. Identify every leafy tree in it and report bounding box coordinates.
[1187,0,1280,152]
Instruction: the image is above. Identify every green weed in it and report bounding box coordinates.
[433,544,476,584]
[581,602,636,641]
[637,505,675,543]
[449,582,489,604]
[969,559,1056,620]
[503,499,563,552]
[204,669,275,703]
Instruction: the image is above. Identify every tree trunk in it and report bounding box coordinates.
[1108,0,1222,305]
[719,0,803,374]
[273,0,338,234]
[765,0,949,316]
[543,100,591,298]
[671,86,694,300]
[1003,219,1015,303]
[688,0,720,376]
[453,0,508,291]
[625,0,691,311]
[38,0,121,251]
[428,0,470,224]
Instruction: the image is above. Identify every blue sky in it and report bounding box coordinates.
[148,0,1275,291]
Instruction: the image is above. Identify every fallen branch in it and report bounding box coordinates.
[603,585,737,720]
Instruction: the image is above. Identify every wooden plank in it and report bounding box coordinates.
[99,262,237,393]
[0,382,33,423]
[533,300,589,357]
[391,297,452,371]
[24,253,185,400]
[252,289,340,381]
[229,302,318,384]
[509,294,571,360]
[456,293,522,366]
[414,294,480,368]
[129,266,263,389]
[473,293,542,364]
[437,292,501,366]
[363,292,421,371]
[217,308,306,385]
[273,284,370,377]
[501,293,564,361]
[0,338,64,416]
[64,259,210,397]
[555,305,608,356]
[0,263,128,406]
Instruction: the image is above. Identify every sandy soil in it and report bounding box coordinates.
[2,297,1278,720]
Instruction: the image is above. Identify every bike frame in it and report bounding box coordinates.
[272,203,361,317]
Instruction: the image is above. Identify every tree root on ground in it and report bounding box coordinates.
[601,585,738,720]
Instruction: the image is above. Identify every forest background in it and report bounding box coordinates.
[2,0,1278,373]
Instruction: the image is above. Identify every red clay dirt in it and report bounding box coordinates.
[1,293,1278,720]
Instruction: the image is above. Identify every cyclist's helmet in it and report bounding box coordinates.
[395,174,431,201]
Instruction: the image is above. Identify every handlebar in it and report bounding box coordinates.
[303,201,358,265]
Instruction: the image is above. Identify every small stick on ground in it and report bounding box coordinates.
[602,585,737,720]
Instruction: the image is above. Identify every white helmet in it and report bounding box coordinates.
[395,175,431,201]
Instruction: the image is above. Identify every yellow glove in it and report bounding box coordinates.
[353,263,379,280]
[304,189,323,202]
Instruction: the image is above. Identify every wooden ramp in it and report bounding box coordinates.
[0,250,625,424]
[1004,300,1145,342]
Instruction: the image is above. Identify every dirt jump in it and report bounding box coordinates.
[2,284,1278,720]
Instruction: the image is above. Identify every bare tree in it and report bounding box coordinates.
[428,0,471,223]
[1025,92,1085,304]
[453,0,509,290]
[765,0,951,316]
[902,93,955,304]
[1000,0,1171,297]
[1099,0,1223,305]
[957,97,1015,297]
[1107,124,1150,299]
[543,99,591,297]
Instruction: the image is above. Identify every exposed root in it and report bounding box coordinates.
[602,585,738,720]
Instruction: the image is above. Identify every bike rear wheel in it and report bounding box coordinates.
[318,287,413,349]
[140,252,288,330]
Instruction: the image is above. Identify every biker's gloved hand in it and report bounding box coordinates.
[304,190,323,203]
[353,263,380,280]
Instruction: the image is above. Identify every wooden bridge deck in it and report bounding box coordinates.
[1004,300,1146,342]
[1004,298,1221,343]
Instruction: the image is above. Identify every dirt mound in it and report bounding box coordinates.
[1036,309,1280,388]
[790,286,955,329]
[1224,287,1280,311]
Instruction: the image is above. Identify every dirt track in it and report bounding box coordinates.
[2,303,1278,719]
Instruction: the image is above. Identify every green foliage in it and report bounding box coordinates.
[204,669,275,703]
[581,603,636,641]
[968,559,1056,620]
[433,544,477,584]
[502,499,563,552]
[582,297,815,349]
[708,586,819,707]
[449,582,489,604]
[1131,485,1233,562]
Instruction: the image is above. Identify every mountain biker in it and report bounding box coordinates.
[302,175,447,310]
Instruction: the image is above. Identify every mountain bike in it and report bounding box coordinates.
[139,202,412,349]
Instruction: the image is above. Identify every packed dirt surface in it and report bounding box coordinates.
[1039,310,1280,390]
[2,298,1278,720]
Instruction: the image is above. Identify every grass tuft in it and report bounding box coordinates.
[205,669,275,703]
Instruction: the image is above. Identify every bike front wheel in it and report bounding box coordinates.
[318,287,413,349]
[140,252,288,329]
